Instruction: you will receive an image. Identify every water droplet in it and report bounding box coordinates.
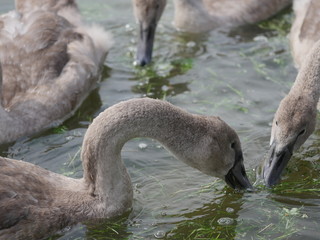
[186,41,196,47]
[217,217,234,225]
[161,85,169,91]
[154,230,165,239]
[253,35,268,42]
[138,143,148,149]
[125,24,133,32]
[133,60,139,66]
[226,207,234,213]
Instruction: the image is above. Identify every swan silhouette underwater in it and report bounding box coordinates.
[0,98,253,239]
[132,0,292,66]
[0,0,112,145]
[263,0,320,186]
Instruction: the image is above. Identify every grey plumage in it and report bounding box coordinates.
[263,1,320,186]
[173,0,292,32]
[132,0,291,65]
[0,98,251,239]
[0,0,112,144]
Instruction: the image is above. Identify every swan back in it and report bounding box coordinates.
[173,0,291,33]
[0,157,87,239]
[0,2,112,144]
[15,0,77,14]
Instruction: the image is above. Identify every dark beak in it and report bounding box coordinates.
[136,21,157,66]
[225,154,253,190]
[262,141,293,187]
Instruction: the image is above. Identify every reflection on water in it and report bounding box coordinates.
[1,1,320,240]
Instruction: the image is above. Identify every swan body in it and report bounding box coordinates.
[132,0,291,66]
[173,0,292,33]
[0,0,112,144]
[0,98,252,239]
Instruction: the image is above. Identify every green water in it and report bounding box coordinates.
[1,1,319,239]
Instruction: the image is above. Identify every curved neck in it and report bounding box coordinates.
[81,99,209,214]
[291,39,320,103]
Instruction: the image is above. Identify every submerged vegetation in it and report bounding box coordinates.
[132,58,193,99]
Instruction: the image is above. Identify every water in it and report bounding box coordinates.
[1,1,320,239]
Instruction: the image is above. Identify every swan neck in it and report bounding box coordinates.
[81,99,204,214]
[292,40,320,102]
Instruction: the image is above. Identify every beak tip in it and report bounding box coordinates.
[262,164,282,187]
[264,176,279,188]
[242,182,254,191]
[225,175,253,191]
[134,56,151,67]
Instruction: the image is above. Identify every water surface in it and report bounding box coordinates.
[1,1,320,239]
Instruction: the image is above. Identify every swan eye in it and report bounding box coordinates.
[231,142,236,149]
[298,129,306,136]
[275,121,278,126]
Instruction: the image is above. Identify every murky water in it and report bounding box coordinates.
[1,1,320,239]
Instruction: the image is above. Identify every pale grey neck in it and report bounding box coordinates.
[291,40,320,102]
[81,99,207,211]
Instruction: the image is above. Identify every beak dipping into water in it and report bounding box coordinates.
[136,21,157,66]
[225,154,253,190]
[263,141,293,187]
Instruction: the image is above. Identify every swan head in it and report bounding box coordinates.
[263,94,317,187]
[216,118,252,190]
[132,0,167,66]
[183,116,253,190]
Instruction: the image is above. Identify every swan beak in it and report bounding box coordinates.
[262,141,293,187]
[136,21,157,66]
[225,155,253,190]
